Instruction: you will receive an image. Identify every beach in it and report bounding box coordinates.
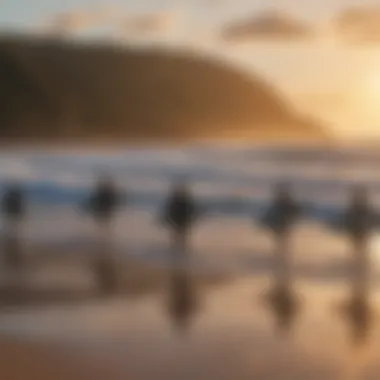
[0,145,380,379]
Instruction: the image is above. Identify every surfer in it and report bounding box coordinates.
[1,182,26,270]
[85,173,122,229]
[85,173,124,294]
[342,185,373,346]
[345,185,372,247]
[261,182,301,237]
[160,181,199,255]
[167,269,198,333]
[261,182,301,337]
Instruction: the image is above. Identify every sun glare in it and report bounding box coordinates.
[369,233,380,266]
[346,67,380,135]
[365,69,380,102]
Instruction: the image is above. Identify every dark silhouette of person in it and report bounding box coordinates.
[343,186,372,302]
[261,183,301,283]
[341,185,373,346]
[86,174,122,229]
[85,174,123,294]
[161,182,199,254]
[262,182,301,237]
[1,182,26,270]
[345,185,372,249]
[261,183,301,337]
[1,183,25,222]
[167,269,198,334]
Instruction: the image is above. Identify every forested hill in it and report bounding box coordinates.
[0,34,327,142]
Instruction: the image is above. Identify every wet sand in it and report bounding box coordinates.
[0,258,232,380]
[0,209,379,379]
[0,253,230,308]
[0,339,96,380]
[0,260,380,380]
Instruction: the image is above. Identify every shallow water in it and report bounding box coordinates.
[2,145,380,213]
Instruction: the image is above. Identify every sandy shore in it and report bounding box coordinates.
[0,258,230,380]
[0,339,96,380]
[0,339,146,380]
[0,266,379,380]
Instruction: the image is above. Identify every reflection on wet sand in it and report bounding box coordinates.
[265,284,300,338]
[167,266,199,334]
[93,235,118,296]
[342,294,372,347]
[0,253,228,310]
[340,238,373,348]
[2,233,24,273]
[0,259,379,379]
[264,230,301,338]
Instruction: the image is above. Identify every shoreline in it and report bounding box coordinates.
[0,135,331,153]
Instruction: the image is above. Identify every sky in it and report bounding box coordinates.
[3,0,380,138]
[3,0,380,27]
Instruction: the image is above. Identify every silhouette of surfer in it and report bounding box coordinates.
[167,269,198,333]
[341,185,373,346]
[85,174,122,229]
[344,185,372,248]
[85,174,123,295]
[1,182,26,270]
[261,183,301,337]
[261,182,301,237]
[261,182,301,282]
[160,182,199,254]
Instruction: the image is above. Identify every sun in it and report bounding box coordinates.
[357,68,380,113]
[365,69,380,101]
[369,233,380,266]
[347,67,380,133]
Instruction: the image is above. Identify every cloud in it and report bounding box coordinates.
[333,5,380,44]
[220,10,314,43]
[198,0,228,7]
[41,5,124,35]
[120,11,178,35]
[41,7,179,37]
